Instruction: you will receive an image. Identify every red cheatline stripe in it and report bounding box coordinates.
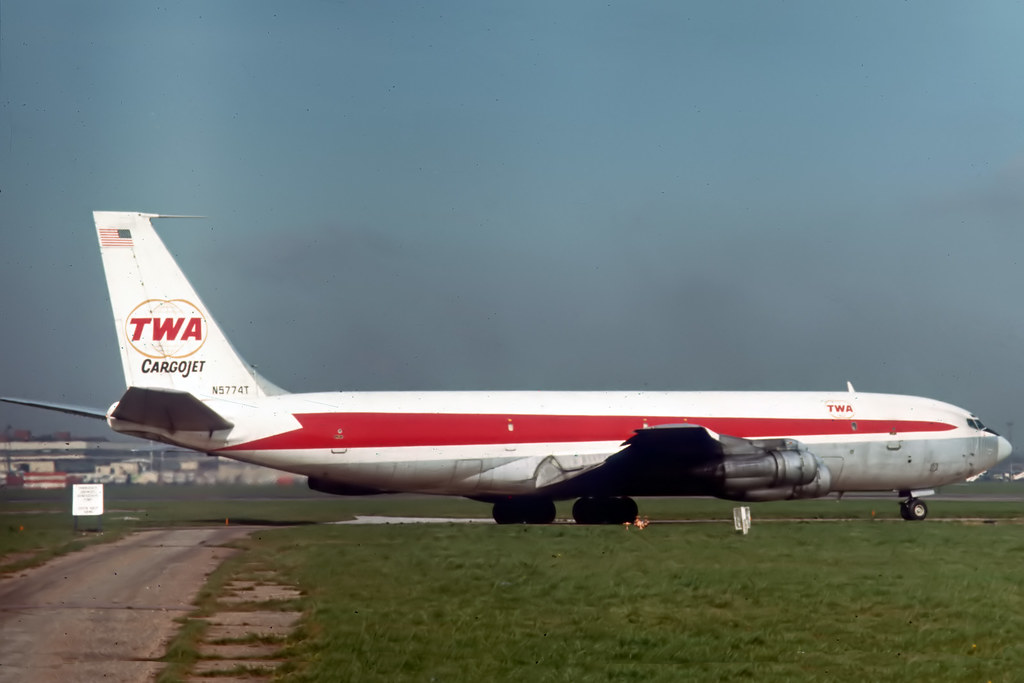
[217,412,956,452]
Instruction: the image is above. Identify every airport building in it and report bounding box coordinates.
[1,428,298,488]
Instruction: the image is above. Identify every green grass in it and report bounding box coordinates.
[157,616,206,682]
[3,482,1024,574]
[7,484,1024,681]
[224,520,1024,682]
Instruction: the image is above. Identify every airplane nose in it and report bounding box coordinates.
[998,435,1013,462]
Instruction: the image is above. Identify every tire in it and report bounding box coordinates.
[494,498,556,524]
[617,497,639,524]
[526,499,557,524]
[907,498,928,521]
[573,497,638,524]
[572,497,599,524]
[492,499,519,524]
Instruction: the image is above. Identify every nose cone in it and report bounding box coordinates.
[998,436,1013,462]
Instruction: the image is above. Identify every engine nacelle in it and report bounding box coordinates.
[719,449,831,501]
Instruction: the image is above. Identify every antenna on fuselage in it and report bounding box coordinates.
[846,381,856,393]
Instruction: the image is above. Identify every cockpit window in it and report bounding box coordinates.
[967,417,1000,435]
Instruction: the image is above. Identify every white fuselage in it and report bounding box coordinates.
[111,389,1009,499]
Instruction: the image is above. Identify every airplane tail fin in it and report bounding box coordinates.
[94,211,284,399]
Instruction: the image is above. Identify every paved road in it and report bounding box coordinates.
[0,527,255,683]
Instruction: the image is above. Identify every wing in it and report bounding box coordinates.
[541,424,831,502]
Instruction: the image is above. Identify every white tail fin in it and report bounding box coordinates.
[95,211,283,398]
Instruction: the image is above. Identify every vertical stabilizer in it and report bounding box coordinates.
[95,211,282,398]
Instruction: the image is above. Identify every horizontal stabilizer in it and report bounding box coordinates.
[0,397,108,420]
[110,386,234,433]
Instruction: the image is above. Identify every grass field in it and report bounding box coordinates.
[210,517,1024,682]
[5,484,1024,681]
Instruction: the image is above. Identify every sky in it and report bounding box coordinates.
[2,1,1024,443]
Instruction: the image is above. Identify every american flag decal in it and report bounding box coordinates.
[98,228,133,247]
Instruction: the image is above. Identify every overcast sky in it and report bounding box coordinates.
[2,1,1024,442]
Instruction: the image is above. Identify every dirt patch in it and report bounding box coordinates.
[204,610,301,641]
[199,643,283,659]
[184,579,304,681]
[219,580,302,604]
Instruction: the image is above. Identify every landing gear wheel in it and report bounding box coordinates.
[492,498,556,524]
[572,497,601,525]
[526,499,556,524]
[616,497,639,523]
[492,499,518,524]
[899,498,927,521]
[572,496,639,524]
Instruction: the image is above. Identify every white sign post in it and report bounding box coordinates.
[732,506,751,535]
[72,484,104,531]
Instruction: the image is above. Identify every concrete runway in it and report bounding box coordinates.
[0,527,254,683]
[333,515,495,524]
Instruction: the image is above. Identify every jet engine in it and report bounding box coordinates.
[717,447,831,501]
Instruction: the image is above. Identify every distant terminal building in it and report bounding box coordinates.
[1,427,300,488]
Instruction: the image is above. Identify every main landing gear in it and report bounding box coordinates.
[489,496,640,525]
[571,496,638,525]
[491,498,557,524]
[899,494,928,521]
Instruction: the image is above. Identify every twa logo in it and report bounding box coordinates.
[825,402,855,418]
[124,299,207,359]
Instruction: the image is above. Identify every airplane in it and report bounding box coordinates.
[1,212,1012,523]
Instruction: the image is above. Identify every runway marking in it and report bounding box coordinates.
[333,515,495,525]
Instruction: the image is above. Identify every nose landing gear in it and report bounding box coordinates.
[899,496,928,521]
